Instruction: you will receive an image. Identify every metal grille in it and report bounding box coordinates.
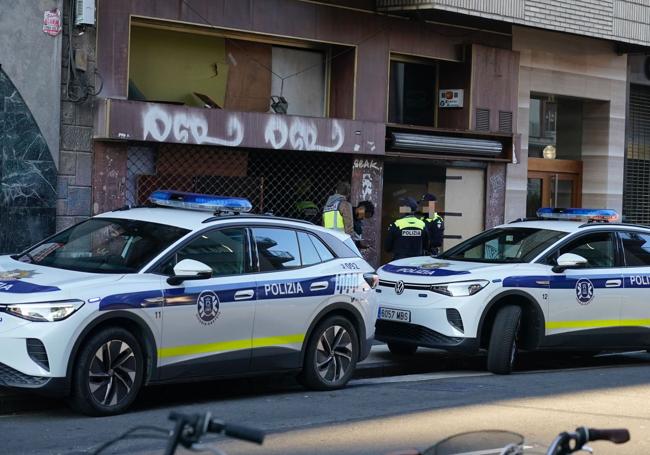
[375,320,464,347]
[476,108,490,131]
[125,144,353,222]
[26,339,49,371]
[623,85,650,224]
[498,111,513,133]
[446,308,464,333]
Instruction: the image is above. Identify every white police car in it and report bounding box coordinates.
[0,191,378,415]
[375,208,650,374]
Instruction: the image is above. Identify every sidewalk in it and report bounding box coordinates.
[0,344,440,415]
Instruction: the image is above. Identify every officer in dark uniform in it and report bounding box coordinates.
[384,197,429,261]
[418,193,445,255]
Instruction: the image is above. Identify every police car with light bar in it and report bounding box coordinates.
[0,190,378,415]
[375,207,650,374]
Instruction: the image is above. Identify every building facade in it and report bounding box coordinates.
[0,0,62,254]
[3,0,649,266]
[88,0,520,266]
[380,0,650,230]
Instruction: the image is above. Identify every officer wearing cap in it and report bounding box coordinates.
[418,193,445,255]
[384,197,429,260]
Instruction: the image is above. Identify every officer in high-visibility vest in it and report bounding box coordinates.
[322,181,354,234]
[384,197,429,261]
[418,193,445,255]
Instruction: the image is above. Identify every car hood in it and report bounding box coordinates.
[0,255,124,303]
[378,256,524,283]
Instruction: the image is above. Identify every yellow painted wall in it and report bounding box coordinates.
[129,25,229,107]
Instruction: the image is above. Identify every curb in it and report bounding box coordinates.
[0,359,413,416]
[0,347,447,415]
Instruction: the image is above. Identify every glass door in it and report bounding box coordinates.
[527,170,581,216]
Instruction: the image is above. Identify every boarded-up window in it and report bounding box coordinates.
[271,46,326,117]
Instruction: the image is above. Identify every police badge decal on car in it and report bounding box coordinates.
[196,290,221,325]
[575,279,594,305]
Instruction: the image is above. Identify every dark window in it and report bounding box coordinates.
[253,228,301,271]
[439,227,567,264]
[621,232,650,266]
[547,232,617,268]
[162,228,247,276]
[16,218,189,274]
[388,60,436,126]
[311,234,335,262]
[528,95,582,159]
[298,232,321,266]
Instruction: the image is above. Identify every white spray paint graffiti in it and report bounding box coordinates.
[361,173,373,201]
[264,117,344,152]
[353,159,381,171]
[354,159,381,202]
[142,106,244,147]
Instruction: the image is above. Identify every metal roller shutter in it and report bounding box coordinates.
[624,85,650,224]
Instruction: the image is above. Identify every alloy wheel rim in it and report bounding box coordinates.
[88,339,137,407]
[315,325,353,383]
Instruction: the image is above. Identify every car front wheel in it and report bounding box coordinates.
[299,315,358,390]
[487,305,522,375]
[69,327,144,416]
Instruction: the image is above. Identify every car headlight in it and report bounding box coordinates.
[3,300,85,322]
[430,280,489,297]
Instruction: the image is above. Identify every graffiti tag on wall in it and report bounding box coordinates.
[143,106,244,147]
[264,117,344,152]
[126,104,384,155]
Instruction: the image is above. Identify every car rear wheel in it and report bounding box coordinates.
[69,327,144,416]
[487,305,522,375]
[387,342,418,356]
[299,315,358,390]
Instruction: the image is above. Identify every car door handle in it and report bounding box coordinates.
[605,279,622,288]
[310,281,329,291]
[234,290,255,300]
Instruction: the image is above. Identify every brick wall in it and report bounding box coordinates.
[57,2,96,231]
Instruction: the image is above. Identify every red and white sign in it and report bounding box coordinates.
[43,8,62,36]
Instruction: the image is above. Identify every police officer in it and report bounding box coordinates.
[418,193,445,255]
[384,197,429,260]
[322,181,354,234]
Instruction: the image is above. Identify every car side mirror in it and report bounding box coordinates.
[167,259,213,285]
[552,253,588,273]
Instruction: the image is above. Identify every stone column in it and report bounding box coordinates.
[92,142,128,215]
[581,99,625,211]
[350,156,384,268]
[486,163,507,228]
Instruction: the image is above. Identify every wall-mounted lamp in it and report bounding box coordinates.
[543,145,557,160]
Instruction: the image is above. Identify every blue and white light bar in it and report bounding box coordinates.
[536,207,619,222]
[149,190,252,213]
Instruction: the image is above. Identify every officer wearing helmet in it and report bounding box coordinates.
[417,193,445,255]
[384,197,429,261]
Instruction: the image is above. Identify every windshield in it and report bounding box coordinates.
[439,227,567,264]
[14,218,189,274]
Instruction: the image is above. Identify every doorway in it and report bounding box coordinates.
[381,160,446,264]
[527,158,582,217]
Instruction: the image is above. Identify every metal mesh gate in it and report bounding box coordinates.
[624,85,650,224]
[125,144,352,222]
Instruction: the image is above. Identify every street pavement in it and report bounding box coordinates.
[2,347,650,454]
